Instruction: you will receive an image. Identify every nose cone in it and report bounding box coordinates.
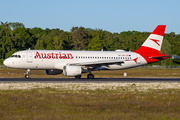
[3,58,21,68]
[3,59,9,67]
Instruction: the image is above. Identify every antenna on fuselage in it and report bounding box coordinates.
[28,48,31,50]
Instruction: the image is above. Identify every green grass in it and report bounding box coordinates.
[0,88,180,120]
[1,67,180,78]
[1,67,180,119]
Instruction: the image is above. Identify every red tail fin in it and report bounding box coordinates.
[135,25,166,54]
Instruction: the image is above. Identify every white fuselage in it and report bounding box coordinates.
[3,50,147,71]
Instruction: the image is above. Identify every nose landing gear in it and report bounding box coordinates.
[25,69,30,79]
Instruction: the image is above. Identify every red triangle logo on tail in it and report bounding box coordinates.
[150,38,160,46]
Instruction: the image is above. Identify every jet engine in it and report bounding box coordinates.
[63,65,82,76]
[45,69,63,75]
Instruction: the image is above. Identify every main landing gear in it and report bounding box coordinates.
[74,70,95,79]
[25,69,30,79]
[87,74,94,79]
[87,70,94,79]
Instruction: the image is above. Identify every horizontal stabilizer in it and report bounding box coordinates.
[149,56,169,59]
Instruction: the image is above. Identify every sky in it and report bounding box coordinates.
[1,0,180,34]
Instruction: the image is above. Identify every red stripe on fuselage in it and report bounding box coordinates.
[134,46,168,64]
[134,46,160,54]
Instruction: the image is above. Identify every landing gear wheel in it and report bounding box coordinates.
[75,75,81,79]
[25,74,29,79]
[87,74,94,79]
[25,69,30,79]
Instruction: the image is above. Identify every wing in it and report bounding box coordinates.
[68,59,132,66]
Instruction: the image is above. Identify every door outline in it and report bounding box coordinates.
[27,52,33,63]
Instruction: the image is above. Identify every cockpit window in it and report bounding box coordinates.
[10,55,21,58]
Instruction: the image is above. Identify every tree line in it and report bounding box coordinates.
[0,22,180,66]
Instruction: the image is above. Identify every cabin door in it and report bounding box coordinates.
[27,52,33,63]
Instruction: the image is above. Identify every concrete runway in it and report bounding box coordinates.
[0,78,180,83]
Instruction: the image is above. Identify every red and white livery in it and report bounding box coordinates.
[3,25,169,79]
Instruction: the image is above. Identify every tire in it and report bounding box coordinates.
[25,75,29,79]
[87,74,94,79]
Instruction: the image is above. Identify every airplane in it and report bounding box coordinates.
[3,25,169,79]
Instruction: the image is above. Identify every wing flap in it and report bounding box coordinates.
[68,60,128,66]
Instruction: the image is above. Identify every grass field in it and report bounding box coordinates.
[1,67,180,78]
[1,67,180,119]
[0,83,180,120]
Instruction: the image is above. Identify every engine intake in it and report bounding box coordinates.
[63,66,82,76]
